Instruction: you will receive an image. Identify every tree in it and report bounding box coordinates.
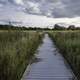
[67,25,75,30]
[53,24,66,30]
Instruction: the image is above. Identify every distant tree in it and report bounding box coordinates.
[53,24,66,30]
[67,25,75,30]
[76,27,80,30]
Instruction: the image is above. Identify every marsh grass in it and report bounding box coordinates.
[0,30,43,80]
[49,31,80,79]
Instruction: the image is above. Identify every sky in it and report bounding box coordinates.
[0,0,80,28]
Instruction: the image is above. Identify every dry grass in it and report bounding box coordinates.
[0,30,43,80]
[49,31,80,79]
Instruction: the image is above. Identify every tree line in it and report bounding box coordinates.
[0,24,80,30]
[53,24,80,30]
[0,24,51,30]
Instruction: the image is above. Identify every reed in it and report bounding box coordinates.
[0,30,43,80]
[49,31,80,79]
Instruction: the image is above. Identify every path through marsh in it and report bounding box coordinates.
[21,34,77,80]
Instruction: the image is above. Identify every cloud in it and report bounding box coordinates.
[14,0,24,5]
[1,0,80,27]
[24,0,80,18]
[1,0,80,18]
[0,3,3,7]
[23,1,42,15]
[23,0,70,17]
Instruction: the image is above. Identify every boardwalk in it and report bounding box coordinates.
[21,34,76,80]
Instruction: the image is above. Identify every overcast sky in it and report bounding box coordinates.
[0,0,80,27]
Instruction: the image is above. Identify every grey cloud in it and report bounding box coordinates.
[8,0,15,3]
[0,0,80,18]
[24,0,42,3]
[62,0,80,17]
[23,0,69,17]
[0,0,8,4]
[46,0,59,3]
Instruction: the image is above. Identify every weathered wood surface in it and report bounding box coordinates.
[21,34,77,80]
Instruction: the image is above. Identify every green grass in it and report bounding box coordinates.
[0,30,43,80]
[48,31,80,79]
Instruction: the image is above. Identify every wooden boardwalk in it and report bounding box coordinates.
[21,34,77,80]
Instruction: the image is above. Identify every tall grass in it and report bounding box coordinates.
[0,30,43,80]
[49,31,80,79]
